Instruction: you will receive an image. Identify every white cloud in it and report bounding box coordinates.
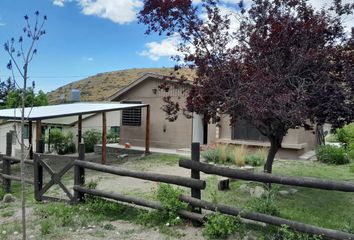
[52,0,142,24]
[82,57,94,61]
[53,0,66,7]
[140,34,182,61]
[0,17,6,26]
[77,0,142,24]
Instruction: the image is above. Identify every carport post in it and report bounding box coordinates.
[145,105,150,154]
[102,112,107,165]
[36,120,42,153]
[78,115,82,146]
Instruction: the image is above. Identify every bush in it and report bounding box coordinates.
[0,188,5,200]
[315,145,349,165]
[249,187,280,216]
[203,213,242,239]
[48,129,76,155]
[83,130,101,153]
[273,225,323,240]
[245,154,265,167]
[202,149,219,163]
[347,142,354,161]
[107,130,119,143]
[156,184,187,226]
[336,123,354,148]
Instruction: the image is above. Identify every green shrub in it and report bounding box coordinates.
[107,130,119,143]
[245,154,265,166]
[347,142,354,161]
[83,129,101,153]
[48,129,76,155]
[40,219,54,235]
[336,123,354,148]
[249,187,280,216]
[0,188,5,200]
[315,145,349,165]
[156,184,187,226]
[273,225,323,240]
[203,213,242,239]
[325,134,339,143]
[202,149,219,163]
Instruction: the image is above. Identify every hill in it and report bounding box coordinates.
[47,68,195,104]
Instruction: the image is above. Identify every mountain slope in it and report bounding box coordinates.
[47,68,195,104]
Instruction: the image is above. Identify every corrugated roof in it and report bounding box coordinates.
[0,102,148,120]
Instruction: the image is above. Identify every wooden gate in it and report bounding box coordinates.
[33,144,85,202]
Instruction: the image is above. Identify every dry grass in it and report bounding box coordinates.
[257,147,268,161]
[234,145,247,167]
[216,144,228,163]
[47,68,196,104]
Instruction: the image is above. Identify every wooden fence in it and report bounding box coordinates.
[72,142,354,240]
[2,139,354,239]
[1,155,34,193]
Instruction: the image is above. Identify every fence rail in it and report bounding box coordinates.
[179,159,354,192]
[1,154,34,193]
[74,160,206,190]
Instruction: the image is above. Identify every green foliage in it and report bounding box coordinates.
[48,129,76,155]
[83,129,101,153]
[5,88,48,108]
[245,154,265,167]
[336,123,354,148]
[347,142,354,161]
[249,187,280,216]
[349,163,354,174]
[40,219,54,235]
[272,225,323,240]
[0,188,5,200]
[315,145,348,165]
[203,213,242,239]
[202,149,219,163]
[325,134,338,143]
[107,129,119,143]
[156,184,187,226]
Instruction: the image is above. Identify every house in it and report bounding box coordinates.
[109,73,317,159]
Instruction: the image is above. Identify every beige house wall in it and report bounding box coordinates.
[217,114,316,159]
[113,78,196,149]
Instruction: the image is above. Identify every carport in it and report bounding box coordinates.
[0,102,150,164]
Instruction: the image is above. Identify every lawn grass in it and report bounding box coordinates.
[201,158,354,233]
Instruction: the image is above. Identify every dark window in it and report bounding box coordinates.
[122,101,142,126]
[110,126,120,134]
[232,119,268,141]
[23,124,29,139]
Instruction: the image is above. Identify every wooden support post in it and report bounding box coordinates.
[145,105,150,154]
[191,142,202,226]
[29,121,33,159]
[102,112,107,165]
[33,153,43,201]
[36,120,42,153]
[78,115,82,146]
[74,143,85,203]
[6,132,12,157]
[1,154,11,193]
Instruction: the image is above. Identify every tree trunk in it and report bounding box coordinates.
[264,136,282,174]
[316,124,325,146]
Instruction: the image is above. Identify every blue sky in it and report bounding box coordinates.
[0,0,352,93]
[0,0,178,93]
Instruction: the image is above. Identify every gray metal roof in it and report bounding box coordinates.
[0,102,148,120]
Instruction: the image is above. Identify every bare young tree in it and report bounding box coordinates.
[4,11,47,239]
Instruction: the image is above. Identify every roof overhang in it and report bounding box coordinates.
[0,102,148,121]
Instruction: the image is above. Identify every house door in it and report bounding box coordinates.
[203,122,208,145]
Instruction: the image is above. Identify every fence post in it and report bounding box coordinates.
[36,139,45,154]
[74,143,85,203]
[1,154,11,193]
[191,142,202,226]
[6,132,12,157]
[33,153,43,201]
